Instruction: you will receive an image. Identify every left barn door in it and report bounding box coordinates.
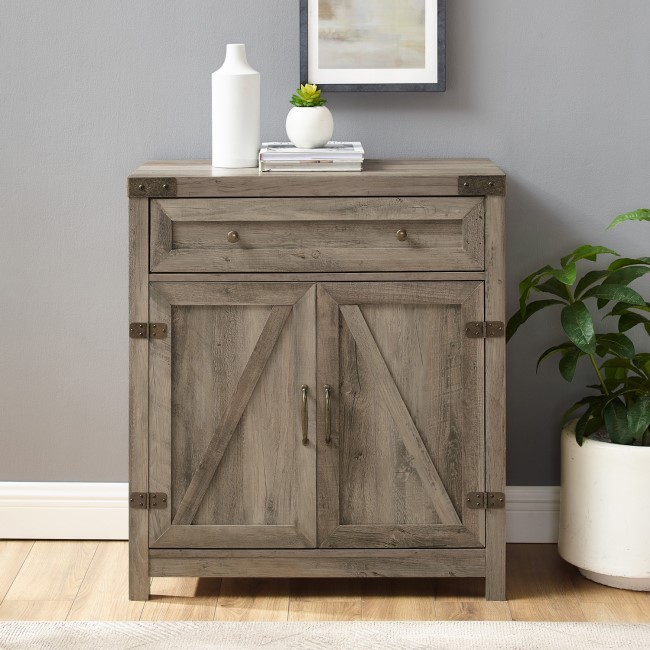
[147,282,317,549]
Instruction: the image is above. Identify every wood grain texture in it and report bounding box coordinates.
[484,195,507,601]
[289,579,362,621]
[141,577,220,621]
[150,272,487,283]
[507,545,585,622]
[67,542,145,620]
[0,541,32,601]
[215,579,290,621]
[148,282,316,549]
[129,197,150,600]
[149,198,484,273]
[172,305,293,526]
[130,159,505,199]
[4,542,97,601]
[338,304,460,527]
[0,600,72,621]
[149,550,486,579]
[361,579,436,620]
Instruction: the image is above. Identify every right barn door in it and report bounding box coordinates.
[317,282,485,549]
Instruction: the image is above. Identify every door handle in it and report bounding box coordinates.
[301,385,309,445]
[324,384,332,445]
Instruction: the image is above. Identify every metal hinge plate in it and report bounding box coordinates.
[465,321,505,338]
[128,177,177,198]
[129,492,168,509]
[129,323,168,339]
[466,492,506,509]
[458,175,506,196]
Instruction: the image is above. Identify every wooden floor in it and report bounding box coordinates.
[0,543,648,622]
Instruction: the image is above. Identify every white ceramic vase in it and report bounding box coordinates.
[286,106,334,149]
[212,44,260,168]
[558,422,650,590]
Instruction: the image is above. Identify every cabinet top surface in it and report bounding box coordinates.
[131,159,504,178]
[128,159,506,198]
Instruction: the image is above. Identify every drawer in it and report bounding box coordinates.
[150,197,484,273]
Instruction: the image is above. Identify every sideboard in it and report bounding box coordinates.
[128,159,506,601]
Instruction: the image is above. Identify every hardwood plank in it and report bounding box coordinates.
[578,601,650,623]
[152,282,309,306]
[67,542,145,621]
[0,600,72,621]
[361,579,436,620]
[149,550,486,579]
[152,525,311,549]
[434,601,512,621]
[484,194,507,601]
[4,542,97,602]
[129,197,150,600]
[172,305,293,526]
[289,579,361,621]
[215,579,290,621]
[507,544,585,622]
[0,541,33,601]
[130,159,505,199]
[321,525,482,549]
[322,281,480,305]
[149,272,487,282]
[141,577,221,620]
[155,197,482,222]
[338,305,461,526]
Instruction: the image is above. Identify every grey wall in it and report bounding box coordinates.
[1,1,649,485]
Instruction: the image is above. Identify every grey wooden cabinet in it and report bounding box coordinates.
[129,160,506,601]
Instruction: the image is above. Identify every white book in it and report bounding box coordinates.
[259,141,364,161]
[259,160,362,173]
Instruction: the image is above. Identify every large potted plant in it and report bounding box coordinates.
[507,209,650,590]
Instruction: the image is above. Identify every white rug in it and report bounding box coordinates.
[1,621,649,650]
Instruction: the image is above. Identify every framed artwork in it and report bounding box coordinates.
[300,0,446,92]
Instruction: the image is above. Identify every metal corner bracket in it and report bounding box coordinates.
[458,175,506,196]
[128,177,177,198]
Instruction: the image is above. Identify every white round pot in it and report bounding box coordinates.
[559,423,650,590]
[286,106,334,149]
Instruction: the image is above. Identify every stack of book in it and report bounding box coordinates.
[259,142,364,172]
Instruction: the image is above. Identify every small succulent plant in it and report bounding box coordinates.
[290,84,327,107]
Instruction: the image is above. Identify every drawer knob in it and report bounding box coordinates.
[227,231,240,243]
[396,229,408,242]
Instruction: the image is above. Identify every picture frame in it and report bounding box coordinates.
[300,0,446,92]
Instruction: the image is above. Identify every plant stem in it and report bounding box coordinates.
[589,354,609,395]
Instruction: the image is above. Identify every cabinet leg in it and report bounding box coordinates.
[129,565,150,601]
[485,509,507,601]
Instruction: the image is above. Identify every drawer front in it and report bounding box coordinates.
[150,197,484,273]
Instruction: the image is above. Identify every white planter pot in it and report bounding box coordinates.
[286,106,334,149]
[559,423,650,590]
[212,44,260,168]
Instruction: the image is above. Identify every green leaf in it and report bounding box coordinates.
[619,312,650,333]
[581,284,645,307]
[605,301,650,317]
[574,270,609,298]
[518,266,553,314]
[603,266,650,287]
[536,342,577,372]
[562,396,600,423]
[627,395,650,438]
[608,209,650,229]
[549,264,577,285]
[559,347,583,382]
[604,399,635,444]
[561,245,618,266]
[608,256,650,271]
[575,403,605,445]
[561,302,596,354]
[534,277,571,300]
[506,299,564,341]
[595,333,635,358]
[632,354,650,378]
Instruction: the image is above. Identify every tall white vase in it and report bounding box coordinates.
[212,44,260,168]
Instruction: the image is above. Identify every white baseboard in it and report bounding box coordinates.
[0,483,560,543]
[0,482,129,540]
